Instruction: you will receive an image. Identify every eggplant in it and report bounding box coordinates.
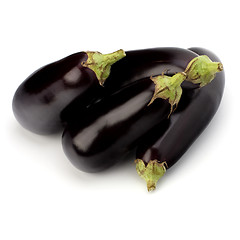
[13,47,201,135]
[62,77,171,173]
[12,50,126,135]
[61,47,199,125]
[135,48,225,191]
[62,53,222,173]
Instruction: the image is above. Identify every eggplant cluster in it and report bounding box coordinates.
[12,47,224,191]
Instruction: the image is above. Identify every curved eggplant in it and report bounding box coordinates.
[62,52,222,173]
[135,48,225,191]
[12,50,126,135]
[62,77,170,173]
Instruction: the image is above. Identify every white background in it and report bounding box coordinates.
[1,0,239,239]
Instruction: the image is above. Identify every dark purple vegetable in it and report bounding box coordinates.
[61,48,199,125]
[135,48,224,191]
[12,47,200,135]
[62,77,170,173]
[62,53,222,173]
[103,48,198,89]
[12,50,125,134]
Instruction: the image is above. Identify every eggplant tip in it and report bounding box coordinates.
[218,62,223,71]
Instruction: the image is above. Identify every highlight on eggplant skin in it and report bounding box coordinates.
[61,51,213,173]
[12,47,198,135]
[12,50,125,135]
[62,77,171,173]
[61,48,199,125]
[135,48,225,191]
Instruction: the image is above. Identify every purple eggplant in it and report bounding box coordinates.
[12,50,126,135]
[62,75,178,172]
[135,48,224,191]
[12,47,200,135]
[62,53,222,173]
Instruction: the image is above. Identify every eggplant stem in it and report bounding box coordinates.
[148,72,186,116]
[82,49,126,86]
[135,159,167,192]
[184,55,223,87]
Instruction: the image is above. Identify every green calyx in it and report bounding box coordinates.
[148,72,186,116]
[184,55,223,87]
[81,49,126,86]
[135,159,167,192]
[147,55,223,114]
[135,54,223,192]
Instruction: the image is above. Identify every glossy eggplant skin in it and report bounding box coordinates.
[12,52,101,135]
[104,48,197,89]
[62,78,171,173]
[13,48,198,135]
[60,48,198,125]
[136,48,225,169]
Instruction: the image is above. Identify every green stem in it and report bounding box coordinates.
[135,159,167,191]
[184,55,223,87]
[148,72,186,116]
[81,49,126,86]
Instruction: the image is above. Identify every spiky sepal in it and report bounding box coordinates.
[184,55,223,87]
[135,159,167,192]
[148,72,186,116]
[82,49,126,86]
